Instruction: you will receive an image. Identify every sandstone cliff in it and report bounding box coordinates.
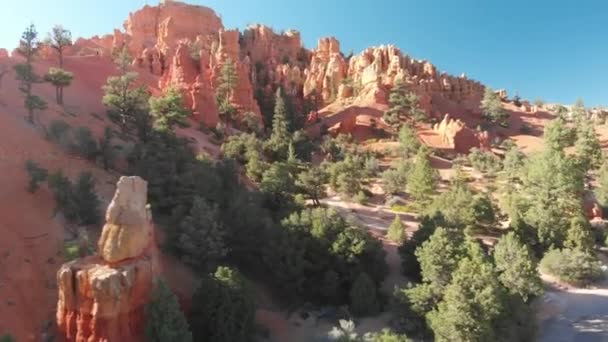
[56,176,159,342]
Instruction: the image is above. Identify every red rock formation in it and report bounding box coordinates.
[304,37,347,103]
[161,42,219,127]
[210,29,262,120]
[57,176,159,342]
[433,114,489,153]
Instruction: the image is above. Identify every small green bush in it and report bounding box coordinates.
[47,119,72,148]
[354,190,369,205]
[25,160,48,193]
[62,241,80,261]
[540,248,604,286]
[71,127,99,160]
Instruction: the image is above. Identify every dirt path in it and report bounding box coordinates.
[537,261,608,342]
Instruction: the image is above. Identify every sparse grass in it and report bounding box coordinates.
[390,203,418,213]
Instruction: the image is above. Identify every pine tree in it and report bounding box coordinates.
[543,118,574,151]
[149,86,191,132]
[145,279,192,342]
[72,172,101,225]
[176,196,227,271]
[387,215,406,243]
[383,80,426,126]
[45,25,72,68]
[493,232,542,301]
[596,160,608,207]
[44,67,73,105]
[102,48,150,141]
[98,127,116,170]
[190,266,255,342]
[296,165,327,206]
[25,159,48,193]
[415,228,464,289]
[575,120,602,171]
[14,24,47,123]
[349,272,380,316]
[407,148,437,205]
[428,242,504,342]
[480,87,507,124]
[216,59,237,103]
[267,88,291,158]
[398,124,421,158]
[565,215,595,252]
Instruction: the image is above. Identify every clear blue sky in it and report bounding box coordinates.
[1,0,606,106]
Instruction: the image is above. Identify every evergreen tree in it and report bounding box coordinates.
[72,172,101,225]
[381,159,410,195]
[398,213,443,280]
[44,67,73,105]
[45,25,72,68]
[521,149,584,249]
[145,279,192,342]
[25,159,48,193]
[349,272,380,316]
[364,329,412,342]
[296,165,328,206]
[176,196,227,271]
[190,266,255,342]
[595,160,608,207]
[565,215,595,252]
[14,24,47,123]
[407,148,437,205]
[102,48,151,141]
[328,153,366,198]
[571,98,587,122]
[149,86,191,132]
[387,215,406,243]
[428,243,504,342]
[383,80,426,126]
[574,120,602,171]
[98,127,116,170]
[398,124,421,158]
[416,228,464,289]
[216,59,237,104]
[493,232,542,301]
[502,144,526,182]
[480,87,507,124]
[267,88,291,158]
[543,118,574,151]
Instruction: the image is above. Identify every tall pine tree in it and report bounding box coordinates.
[267,88,291,159]
[14,24,47,123]
[145,279,192,342]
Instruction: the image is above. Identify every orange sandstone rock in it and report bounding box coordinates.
[57,176,159,342]
[433,114,489,153]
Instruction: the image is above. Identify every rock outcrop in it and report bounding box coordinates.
[433,114,490,153]
[304,37,347,104]
[57,176,158,342]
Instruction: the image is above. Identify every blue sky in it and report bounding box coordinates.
[1,0,606,106]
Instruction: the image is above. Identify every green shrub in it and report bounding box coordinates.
[48,170,101,225]
[354,190,369,205]
[540,249,604,286]
[387,215,406,243]
[47,119,72,148]
[71,127,99,160]
[25,160,48,193]
[349,272,380,316]
[62,241,81,261]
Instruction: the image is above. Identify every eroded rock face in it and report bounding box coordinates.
[433,114,490,153]
[303,37,347,103]
[57,176,158,342]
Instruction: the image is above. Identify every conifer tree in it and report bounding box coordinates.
[493,232,543,301]
[149,86,191,132]
[44,67,73,105]
[46,25,72,68]
[383,80,426,126]
[428,242,504,342]
[387,215,406,243]
[574,120,602,171]
[14,24,47,123]
[349,272,380,316]
[267,88,291,158]
[480,87,507,124]
[145,279,192,342]
[176,196,227,271]
[407,147,437,205]
[565,215,595,252]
